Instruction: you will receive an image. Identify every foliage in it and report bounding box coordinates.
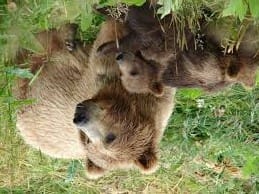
[222,0,248,21]
[156,0,259,22]
[223,0,259,21]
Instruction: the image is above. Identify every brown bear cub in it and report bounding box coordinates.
[97,3,258,96]
[115,49,257,96]
[72,19,176,178]
[16,20,176,179]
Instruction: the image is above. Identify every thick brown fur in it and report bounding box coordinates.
[16,20,176,179]
[97,4,258,96]
[96,3,175,57]
[74,19,176,177]
[74,78,174,177]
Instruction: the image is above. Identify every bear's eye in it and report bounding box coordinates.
[105,133,116,143]
[130,71,139,76]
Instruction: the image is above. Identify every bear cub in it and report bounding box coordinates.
[96,3,258,96]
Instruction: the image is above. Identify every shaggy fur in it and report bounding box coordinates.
[97,4,258,96]
[74,80,174,177]
[115,49,257,96]
[16,20,176,179]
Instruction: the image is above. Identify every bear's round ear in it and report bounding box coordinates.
[134,147,159,174]
[149,82,164,97]
[97,41,118,55]
[86,159,106,179]
[227,60,241,77]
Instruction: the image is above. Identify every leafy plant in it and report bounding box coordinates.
[249,0,259,19]
[222,0,248,21]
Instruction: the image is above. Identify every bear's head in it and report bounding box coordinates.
[73,79,165,179]
[115,51,165,96]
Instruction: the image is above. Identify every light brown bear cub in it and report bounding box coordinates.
[73,20,176,178]
[16,20,176,179]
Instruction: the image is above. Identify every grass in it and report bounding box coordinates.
[0,0,259,193]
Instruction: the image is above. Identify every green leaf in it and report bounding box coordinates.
[157,0,183,18]
[81,12,93,31]
[100,0,118,6]
[121,0,146,6]
[5,67,34,79]
[222,0,248,21]
[173,0,182,12]
[248,0,259,18]
[178,88,203,100]
[235,0,248,21]
[157,0,173,19]
[80,2,93,32]
[222,1,236,17]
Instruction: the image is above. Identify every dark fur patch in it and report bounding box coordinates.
[86,159,105,174]
[136,146,157,170]
[79,130,90,146]
[227,59,241,77]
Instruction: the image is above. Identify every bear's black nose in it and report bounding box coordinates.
[116,52,124,61]
[73,113,88,124]
[73,103,89,125]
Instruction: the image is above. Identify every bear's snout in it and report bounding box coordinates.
[73,103,89,125]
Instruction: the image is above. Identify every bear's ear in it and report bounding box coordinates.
[149,82,164,97]
[86,159,106,179]
[134,147,158,174]
[97,41,118,55]
[227,60,241,77]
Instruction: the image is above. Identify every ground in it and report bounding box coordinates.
[1,75,258,193]
[0,0,258,193]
